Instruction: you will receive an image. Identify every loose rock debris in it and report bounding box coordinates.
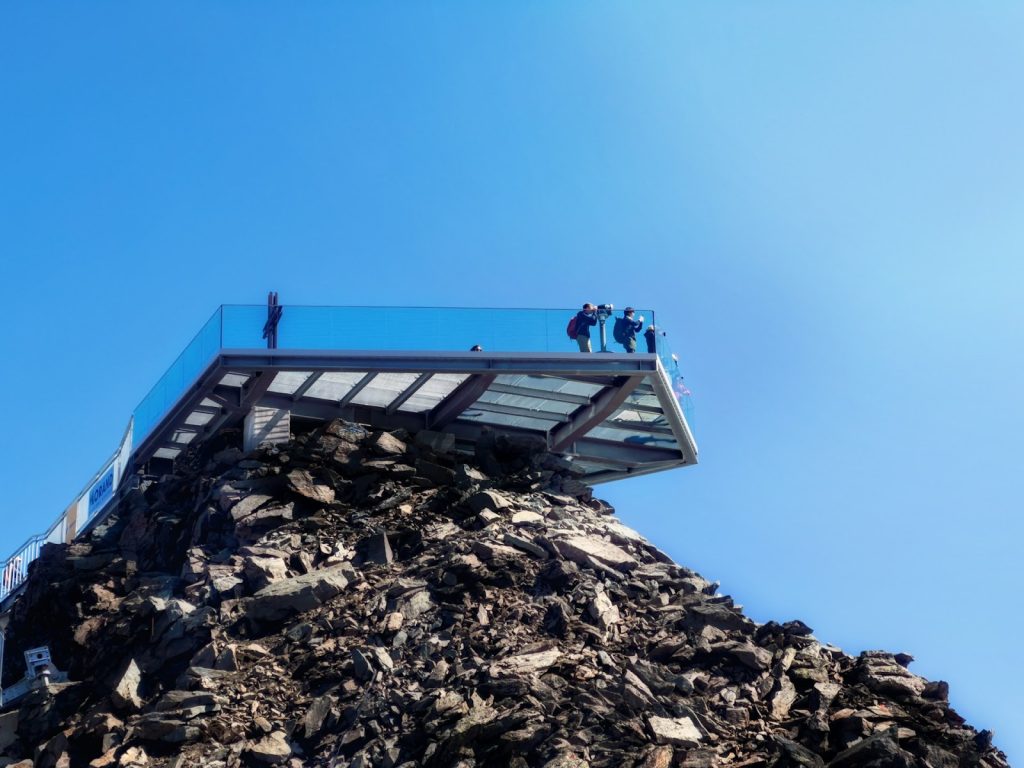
[0,421,1009,767]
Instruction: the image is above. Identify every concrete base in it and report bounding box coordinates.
[244,407,291,453]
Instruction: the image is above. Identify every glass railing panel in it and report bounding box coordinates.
[131,307,223,445]
[650,318,695,426]
[221,304,276,348]
[221,305,661,356]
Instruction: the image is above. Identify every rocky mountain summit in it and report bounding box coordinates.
[0,420,1009,768]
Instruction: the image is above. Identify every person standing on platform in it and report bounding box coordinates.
[614,307,644,353]
[574,303,598,352]
[644,325,658,353]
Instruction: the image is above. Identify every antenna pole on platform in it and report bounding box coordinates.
[262,291,283,349]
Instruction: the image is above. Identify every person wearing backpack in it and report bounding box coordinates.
[613,307,644,353]
[570,303,598,352]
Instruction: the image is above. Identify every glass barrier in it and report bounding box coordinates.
[222,305,658,355]
[653,332,695,427]
[132,307,223,445]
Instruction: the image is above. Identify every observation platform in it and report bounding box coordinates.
[1,304,696,611]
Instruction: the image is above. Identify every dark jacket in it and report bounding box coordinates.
[619,316,642,340]
[644,327,657,353]
[575,310,598,338]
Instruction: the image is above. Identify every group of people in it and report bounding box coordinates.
[573,303,659,354]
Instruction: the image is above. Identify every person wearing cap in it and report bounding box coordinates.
[644,325,658,353]
[616,307,644,353]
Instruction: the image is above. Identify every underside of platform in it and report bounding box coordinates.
[137,350,698,485]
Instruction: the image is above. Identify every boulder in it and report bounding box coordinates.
[553,535,638,572]
[243,564,353,621]
[647,715,703,747]
[110,659,143,711]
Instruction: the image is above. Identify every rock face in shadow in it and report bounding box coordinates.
[0,422,1010,768]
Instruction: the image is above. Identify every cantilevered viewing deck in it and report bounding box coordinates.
[0,303,696,607]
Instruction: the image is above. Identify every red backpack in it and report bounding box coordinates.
[566,315,579,340]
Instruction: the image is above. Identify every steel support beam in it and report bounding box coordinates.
[239,370,277,411]
[601,418,675,436]
[462,400,567,423]
[550,375,645,451]
[485,382,592,406]
[218,349,659,378]
[386,373,432,416]
[338,372,377,407]
[567,436,683,465]
[442,420,681,466]
[428,373,497,428]
[289,371,323,402]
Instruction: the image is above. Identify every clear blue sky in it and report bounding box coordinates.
[2,3,1022,760]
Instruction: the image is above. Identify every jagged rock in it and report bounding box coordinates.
[110,659,143,711]
[774,737,825,767]
[351,648,374,682]
[229,494,274,521]
[552,535,638,572]
[0,421,1007,768]
[301,694,334,738]
[243,564,353,621]
[369,431,408,456]
[468,490,511,514]
[828,729,910,768]
[858,651,928,698]
[637,746,673,768]
[363,532,393,565]
[133,713,201,744]
[243,554,288,590]
[245,731,292,765]
[491,647,562,676]
[770,674,798,720]
[647,715,703,747]
[725,641,773,672]
[477,510,500,526]
[542,754,589,768]
[588,590,620,629]
[511,510,544,526]
[235,503,295,539]
[286,469,335,504]
[502,533,547,559]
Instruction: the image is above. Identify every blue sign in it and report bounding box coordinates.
[88,467,115,515]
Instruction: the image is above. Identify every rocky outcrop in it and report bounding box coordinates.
[0,421,1009,767]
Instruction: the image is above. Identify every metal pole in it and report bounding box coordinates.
[598,316,608,353]
[262,291,282,350]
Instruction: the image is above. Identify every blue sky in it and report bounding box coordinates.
[2,2,1022,760]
